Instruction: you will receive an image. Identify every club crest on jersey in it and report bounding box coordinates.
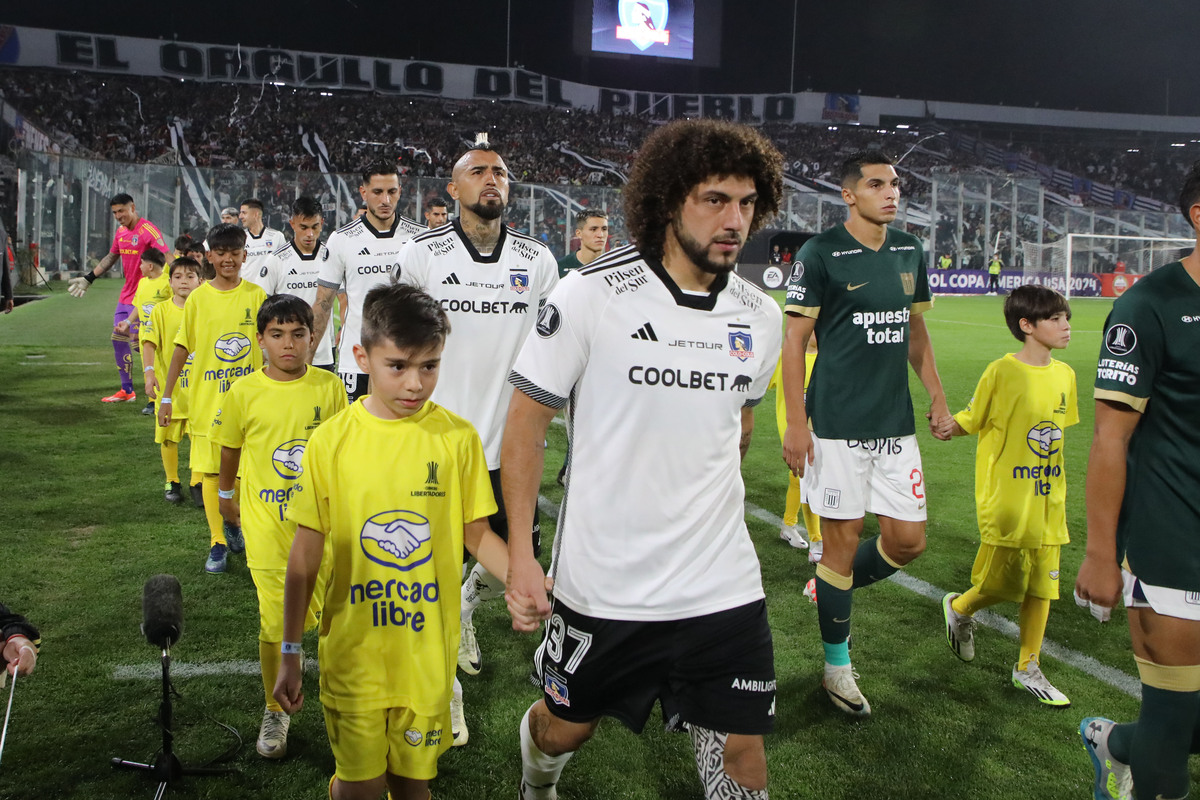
[361,510,433,571]
[728,325,754,361]
[617,0,670,51]
[544,668,571,707]
[131,235,139,246]
[272,438,306,479]
[214,333,252,362]
[509,271,530,294]
[900,272,915,295]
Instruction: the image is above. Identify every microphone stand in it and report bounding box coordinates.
[111,645,233,798]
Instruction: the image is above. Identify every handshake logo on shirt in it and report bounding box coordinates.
[361,510,433,571]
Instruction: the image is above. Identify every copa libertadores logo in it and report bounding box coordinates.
[360,510,433,571]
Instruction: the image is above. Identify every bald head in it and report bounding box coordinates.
[448,148,510,222]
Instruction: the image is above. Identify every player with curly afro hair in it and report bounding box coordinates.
[623,119,783,263]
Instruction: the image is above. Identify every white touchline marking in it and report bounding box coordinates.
[113,657,319,681]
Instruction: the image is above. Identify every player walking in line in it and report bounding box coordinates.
[504,118,784,800]
[238,198,288,290]
[394,142,559,745]
[68,193,169,403]
[781,151,952,718]
[1076,161,1200,800]
[939,285,1077,706]
[312,161,425,402]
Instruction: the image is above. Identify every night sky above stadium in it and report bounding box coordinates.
[9,1,1200,116]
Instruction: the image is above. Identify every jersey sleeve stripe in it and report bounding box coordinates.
[911,300,934,315]
[317,278,341,290]
[743,396,765,409]
[509,371,568,410]
[1094,387,1148,413]
[784,303,820,317]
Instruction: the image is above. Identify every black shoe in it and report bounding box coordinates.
[224,521,245,554]
[141,401,155,416]
[164,482,183,503]
[191,483,204,508]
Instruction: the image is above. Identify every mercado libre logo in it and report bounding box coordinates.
[360,510,433,571]
[213,333,252,362]
[1026,421,1063,459]
[271,439,306,480]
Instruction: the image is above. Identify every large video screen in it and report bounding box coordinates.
[592,0,695,61]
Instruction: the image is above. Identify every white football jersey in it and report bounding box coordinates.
[319,214,425,375]
[260,241,335,366]
[396,220,559,469]
[510,247,782,621]
[242,226,288,289]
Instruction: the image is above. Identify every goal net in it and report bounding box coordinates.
[1019,234,1194,298]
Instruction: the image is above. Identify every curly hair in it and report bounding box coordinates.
[623,119,783,261]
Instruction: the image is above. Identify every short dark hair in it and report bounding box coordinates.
[623,119,782,261]
[1004,284,1070,341]
[206,223,247,251]
[257,293,314,335]
[140,248,167,268]
[840,151,896,188]
[574,209,608,230]
[360,159,400,186]
[362,284,450,352]
[173,234,196,253]
[1179,161,1200,225]
[424,197,448,211]
[169,256,203,279]
[291,196,323,218]
[110,193,134,207]
[240,198,264,213]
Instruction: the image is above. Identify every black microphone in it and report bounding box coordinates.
[141,574,184,649]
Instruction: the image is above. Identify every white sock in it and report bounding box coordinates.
[461,561,505,621]
[520,705,572,797]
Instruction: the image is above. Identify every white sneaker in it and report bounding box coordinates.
[1012,660,1070,707]
[458,617,482,675]
[451,686,469,747]
[942,592,976,662]
[808,539,823,564]
[256,708,291,759]
[779,524,809,550]
[1081,717,1132,800]
[803,577,817,604]
[823,664,871,717]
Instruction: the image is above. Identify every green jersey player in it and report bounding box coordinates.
[781,151,951,718]
[1076,160,1200,800]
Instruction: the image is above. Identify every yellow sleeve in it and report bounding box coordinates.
[210,382,247,449]
[1065,366,1080,428]
[953,362,997,435]
[460,427,499,523]
[174,296,196,352]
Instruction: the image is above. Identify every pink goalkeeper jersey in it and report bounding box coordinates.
[110,218,168,303]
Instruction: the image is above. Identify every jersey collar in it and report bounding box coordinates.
[645,257,728,311]
[294,244,320,261]
[452,218,508,263]
[362,214,403,239]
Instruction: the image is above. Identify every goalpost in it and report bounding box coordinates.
[1020,233,1194,299]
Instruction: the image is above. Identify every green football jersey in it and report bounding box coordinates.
[784,224,933,439]
[557,251,583,278]
[1095,262,1200,591]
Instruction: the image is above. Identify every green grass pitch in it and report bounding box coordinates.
[0,280,1190,798]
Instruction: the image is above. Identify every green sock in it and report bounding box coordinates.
[1108,722,1134,763]
[851,536,899,589]
[1128,684,1199,799]
[816,574,852,663]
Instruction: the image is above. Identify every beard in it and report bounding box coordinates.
[671,218,742,275]
[466,198,505,221]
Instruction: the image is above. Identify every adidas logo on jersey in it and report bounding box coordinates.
[442,273,462,285]
[288,268,298,275]
[358,247,371,256]
[631,322,658,341]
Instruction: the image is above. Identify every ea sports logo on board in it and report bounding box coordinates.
[214,333,252,362]
[1026,421,1063,459]
[271,439,306,480]
[360,510,433,572]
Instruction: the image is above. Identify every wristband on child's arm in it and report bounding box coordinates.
[144,366,154,372]
[281,642,302,655]
[160,397,171,404]
[217,489,235,500]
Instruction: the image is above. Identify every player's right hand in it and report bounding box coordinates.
[1074,553,1123,612]
[67,276,90,298]
[219,496,240,528]
[145,374,159,401]
[273,658,304,714]
[507,557,551,630]
[157,401,172,428]
[781,424,815,478]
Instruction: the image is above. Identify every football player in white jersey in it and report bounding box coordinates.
[258,196,335,370]
[239,198,287,289]
[502,120,784,800]
[394,144,559,745]
[312,160,424,401]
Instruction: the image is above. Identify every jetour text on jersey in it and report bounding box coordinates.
[852,308,911,344]
[350,578,440,631]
